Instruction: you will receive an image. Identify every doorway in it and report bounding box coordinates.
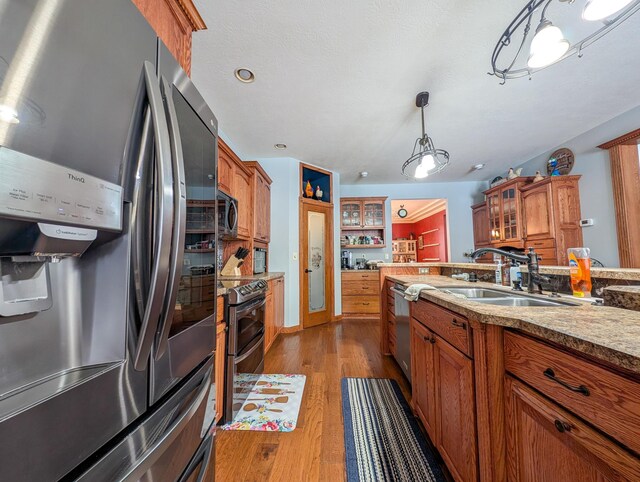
[391,199,449,263]
[300,200,334,328]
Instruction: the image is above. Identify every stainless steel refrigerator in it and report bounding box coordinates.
[0,0,219,480]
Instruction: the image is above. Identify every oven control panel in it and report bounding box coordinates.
[0,148,122,231]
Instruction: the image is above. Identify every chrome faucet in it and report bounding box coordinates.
[470,247,550,294]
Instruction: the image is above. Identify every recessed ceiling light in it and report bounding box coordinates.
[234,68,255,83]
[472,163,486,171]
[360,171,368,178]
[274,143,287,149]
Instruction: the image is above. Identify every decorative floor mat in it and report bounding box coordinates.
[222,374,306,432]
[342,378,447,482]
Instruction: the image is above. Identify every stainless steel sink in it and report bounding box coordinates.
[440,287,513,298]
[472,297,576,307]
[439,286,577,307]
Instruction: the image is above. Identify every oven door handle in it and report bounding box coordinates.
[155,76,187,360]
[235,334,264,364]
[133,61,174,372]
[234,296,266,318]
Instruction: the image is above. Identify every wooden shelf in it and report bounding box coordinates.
[342,244,386,249]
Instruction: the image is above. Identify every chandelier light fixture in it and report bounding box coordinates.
[490,0,640,83]
[401,92,450,180]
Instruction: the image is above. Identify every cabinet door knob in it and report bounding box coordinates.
[451,318,466,330]
[554,420,571,433]
[429,336,436,344]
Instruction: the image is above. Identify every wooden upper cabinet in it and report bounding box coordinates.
[521,176,582,265]
[505,376,640,482]
[483,178,530,248]
[233,165,253,240]
[471,202,490,247]
[132,0,206,75]
[245,162,272,244]
[217,148,234,195]
[522,182,555,240]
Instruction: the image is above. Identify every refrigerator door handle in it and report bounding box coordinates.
[133,61,175,371]
[155,76,187,359]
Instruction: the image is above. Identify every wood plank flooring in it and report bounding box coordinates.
[214,319,448,482]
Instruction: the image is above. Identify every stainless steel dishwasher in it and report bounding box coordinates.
[390,284,411,384]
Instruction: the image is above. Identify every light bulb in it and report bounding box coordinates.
[583,0,633,21]
[0,104,19,124]
[527,21,570,69]
[414,162,429,179]
[420,153,436,170]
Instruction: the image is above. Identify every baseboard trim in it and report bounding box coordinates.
[331,314,343,323]
[281,325,302,334]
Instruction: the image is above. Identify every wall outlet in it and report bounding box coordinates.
[292,252,298,261]
[183,258,190,266]
[384,253,389,260]
[418,268,430,274]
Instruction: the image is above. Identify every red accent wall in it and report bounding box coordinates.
[392,210,448,262]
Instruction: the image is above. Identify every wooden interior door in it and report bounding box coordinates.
[300,201,334,328]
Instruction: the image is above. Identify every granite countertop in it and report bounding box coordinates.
[216,272,285,297]
[604,286,640,312]
[378,262,640,282]
[387,274,640,375]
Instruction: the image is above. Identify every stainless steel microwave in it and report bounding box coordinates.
[217,191,238,239]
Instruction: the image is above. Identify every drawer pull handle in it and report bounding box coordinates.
[554,420,572,433]
[451,318,466,329]
[362,302,370,306]
[543,368,590,396]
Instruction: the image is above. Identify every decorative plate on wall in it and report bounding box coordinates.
[547,148,575,176]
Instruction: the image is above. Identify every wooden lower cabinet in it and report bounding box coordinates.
[505,376,640,482]
[265,277,285,353]
[215,321,226,424]
[411,300,477,482]
[410,318,437,441]
[341,271,380,318]
[434,335,477,482]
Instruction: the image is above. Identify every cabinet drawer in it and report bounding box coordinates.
[342,271,378,282]
[524,238,555,250]
[216,296,224,324]
[343,295,380,313]
[411,300,471,357]
[504,331,640,455]
[506,376,640,482]
[533,247,558,265]
[342,280,379,295]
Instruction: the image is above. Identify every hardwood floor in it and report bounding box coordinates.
[214,319,448,482]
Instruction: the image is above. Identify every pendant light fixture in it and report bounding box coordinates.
[401,92,449,180]
[490,0,640,83]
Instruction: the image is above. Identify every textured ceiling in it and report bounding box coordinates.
[191,0,640,184]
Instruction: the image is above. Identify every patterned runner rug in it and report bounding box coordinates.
[222,374,305,432]
[341,378,446,482]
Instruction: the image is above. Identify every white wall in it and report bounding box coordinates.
[499,105,640,268]
[256,157,342,327]
[340,181,486,262]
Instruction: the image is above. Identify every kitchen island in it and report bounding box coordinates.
[383,274,640,482]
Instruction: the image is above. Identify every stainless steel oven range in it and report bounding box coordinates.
[223,280,268,423]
